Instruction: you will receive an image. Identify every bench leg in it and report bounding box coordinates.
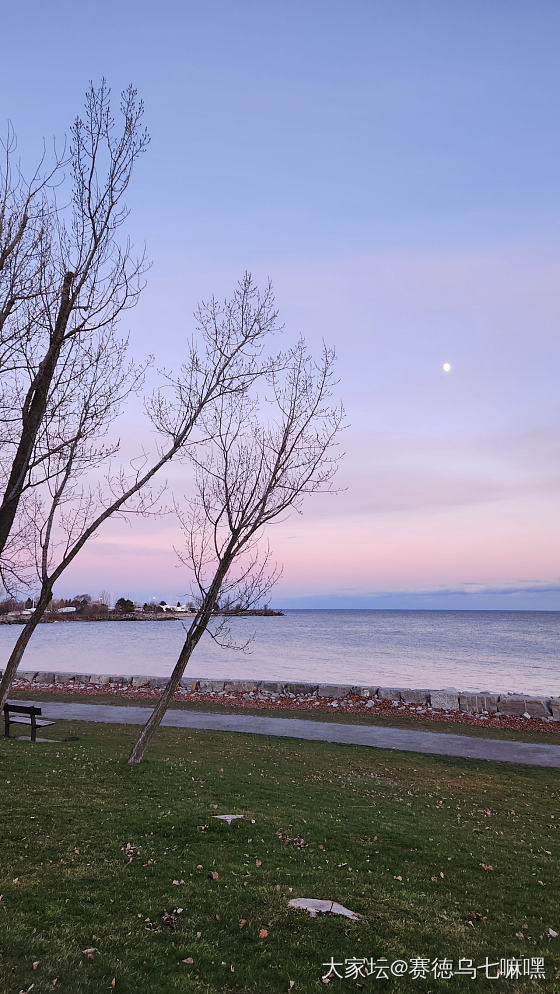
[4,718,10,738]
[31,714,36,743]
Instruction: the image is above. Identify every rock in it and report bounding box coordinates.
[107,675,132,686]
[34,671,55,684]
[131,675,150,688]
[377,687,404,702]
[95,675,111,687]
[54,672,76,684]
[180,677,200,691]
[317,684,352,698]
[75,673,92,684]
[148,676,169,689]
[430,690,460,711]
[16,671,37,682]
[497,696,551,718]
[401,689,429,706]
[285,682,318,696]
[197,680,225,693]
[288,898,363,920]
[549,699,560,721]
[223,680,257,693]
[357,686,379,698]
[259,681,286,694]
[459,694,498,714]
[213,814,244,824]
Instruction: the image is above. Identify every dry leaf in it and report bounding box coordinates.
[182,957,194,964]
[239,919,247,928]
[209,871,219,880]
[32,962,40,970]
[480,864,494,871]
[259,928,268,939]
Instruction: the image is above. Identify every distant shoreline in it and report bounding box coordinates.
[0,608,284,626]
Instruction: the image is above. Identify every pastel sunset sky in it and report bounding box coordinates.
[3,1,560,608]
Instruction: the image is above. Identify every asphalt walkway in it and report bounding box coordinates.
[15,698,560,768]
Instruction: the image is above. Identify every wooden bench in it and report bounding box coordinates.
[3,702,56,742]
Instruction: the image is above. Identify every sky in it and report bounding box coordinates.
[2,0,560,609]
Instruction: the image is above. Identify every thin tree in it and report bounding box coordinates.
[0,80,148,572]
[0,275,282,710]
[128,339,344,764]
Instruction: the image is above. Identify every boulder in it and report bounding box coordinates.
[197,679,225,693]
[285,682,318,696]
[131,675,150,688]
[17,671,38,682]
[549,699,560,721]
[75,673,92,684]
[223,680,258,693]
[259,681,286,694]
[458,694,498,714]
[34,671,56,684]
[180,677,200,691]
[54,672,76,684]
[148,676,169,689]
[430,690,460,711]
[401,689,429,706]
[377,687,404,702]
[357,686,379,698]
[317,684,352,698]
[498,696,551,718]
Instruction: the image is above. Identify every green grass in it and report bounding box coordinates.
[1,721,559,993]
[11,687,560,744]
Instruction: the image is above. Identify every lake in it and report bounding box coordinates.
[1,609,559,695]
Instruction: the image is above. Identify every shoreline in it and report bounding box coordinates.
[9,671,560,734]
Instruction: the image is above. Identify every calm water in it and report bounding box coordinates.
[1,610,559,695]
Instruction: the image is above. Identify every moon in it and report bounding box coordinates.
[442,362,452,373]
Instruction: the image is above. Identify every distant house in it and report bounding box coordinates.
[159,603,193,614]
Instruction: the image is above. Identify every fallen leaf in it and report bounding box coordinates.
[255,859,262,867]
[209,871,219,880]
[182,957,194,964]
[480,864,494,871]
[32,962,40,970]
[259,928,268,939]
[239,919,247,928]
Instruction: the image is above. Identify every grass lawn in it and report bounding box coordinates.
[1,721,559,993]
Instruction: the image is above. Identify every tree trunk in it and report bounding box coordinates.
[128,562,231,765]
[127,617,207,764]
[0,272,74,557]
[0,585,53,710]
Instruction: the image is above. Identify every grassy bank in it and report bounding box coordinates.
[1,721,559,993]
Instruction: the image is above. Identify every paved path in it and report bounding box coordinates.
[16,698,560,768]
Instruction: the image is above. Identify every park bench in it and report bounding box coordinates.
[3,701,56,742]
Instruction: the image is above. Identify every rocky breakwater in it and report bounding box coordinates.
[6,671,560,730]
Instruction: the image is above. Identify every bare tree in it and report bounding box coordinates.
[128,339,344,764]
[0,275,282,710]
[0,80,148,572]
